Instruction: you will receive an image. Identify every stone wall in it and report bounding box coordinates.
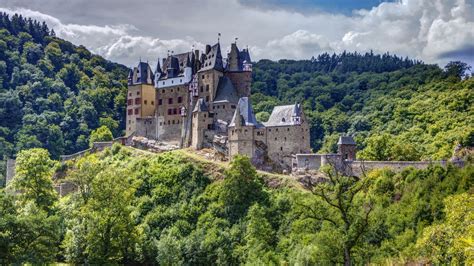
[155,84,188,142]
[266,123,311,169]
[346,160,464,177]
[225,71,252,97]
[136,117,158,139]
[293,154,465,177]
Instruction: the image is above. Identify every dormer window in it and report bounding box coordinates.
[281,118,286,122]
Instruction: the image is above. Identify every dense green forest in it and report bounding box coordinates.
[0,13,128,182]
[1,146,472,264]
[251,56,473,160]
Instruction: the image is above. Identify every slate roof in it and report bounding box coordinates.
[199,43,224,72]
[160,52,194,79]
[133,62,153,85]
[337,136,356,145]
[238,49,251,68]
[193,98,208,112]
[213,76,239,104]
[229,97,262,127]
[263,103,302,127]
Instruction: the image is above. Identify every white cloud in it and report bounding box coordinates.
[1,0,473,67]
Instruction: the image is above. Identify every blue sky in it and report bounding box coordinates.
[239,0,392,13]
[1,0,472,67]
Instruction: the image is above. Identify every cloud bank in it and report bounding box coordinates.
[1,0,473,67]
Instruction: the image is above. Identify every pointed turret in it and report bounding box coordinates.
[127,68,133,85]
[155,58,162,81]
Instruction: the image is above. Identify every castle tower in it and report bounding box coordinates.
[191,98,211,149]
[225,44,252,98]
[126,61,156,136]
[228,97,261,160]
[338,136,357,161]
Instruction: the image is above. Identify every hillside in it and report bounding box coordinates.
[0,13,129,164]
[251,56,473,160]
[1,145,472,264]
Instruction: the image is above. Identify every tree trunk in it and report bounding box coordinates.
[344,247,351,266]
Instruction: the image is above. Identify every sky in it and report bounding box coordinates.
[1,0,473,68]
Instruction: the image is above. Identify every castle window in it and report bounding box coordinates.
[284,137,287,141]
[144,100,147,105]
[244,129,248,132]
[206,96,209,102]
[282,118,286,122]
[280,147,283,151]
[171,80,174,84]
[168,120,170,125]
[174,108,178,115]
[137,91,140,95]
[207,124,212,130]
[180,79,182,82]
[168,109,172,115]
[135,98,141,104]
[206,84,209,91]
[275,137,277,140]
[129,93,131,96]
[204,114,207,118]
[127,99,132,106]
[171,89,173,92]
[168,98,173,104]
[287,128,290,131]
[269,129,271,132]
[162,90,165,93]
[178,97,182,103]
[217,105,220,109]
[127,109,133,115]
[202,75,205,79]
[231,105,236,109]
[302,136,304,139]
[200,86,203,92]
[172,120,175,124]
[158,99,162,105]
[213,106,215,110]
[276,128,278,132]
[160,122,162,126]
[177,88,180,92]
[135,108,139,115]
[151,101,154,105]
[223,105,225,109]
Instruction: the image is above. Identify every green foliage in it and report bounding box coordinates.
[0,12,128,160]
[88,125,113,147]
[8,148,57,211]
[252,58,473,159]
[1,146,472,264]
[415,192,474,264]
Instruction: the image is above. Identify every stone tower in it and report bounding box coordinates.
[228,97,261,160]
[126,61,156,136]
[191,98,211,149]
[338,136,357,161]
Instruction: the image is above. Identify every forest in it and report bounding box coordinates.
[1,146,472,264]
[0,13,128,183]
[0,13,473,264]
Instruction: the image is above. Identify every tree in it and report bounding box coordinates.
[62,166,141,264]
[300,166,374,266]
[88,125,113,147]
[416,192,474,264]
[218,155,264,222]
[8,148,57,211]
[444,61,471,81]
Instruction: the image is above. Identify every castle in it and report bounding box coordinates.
[126,40,311,169]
